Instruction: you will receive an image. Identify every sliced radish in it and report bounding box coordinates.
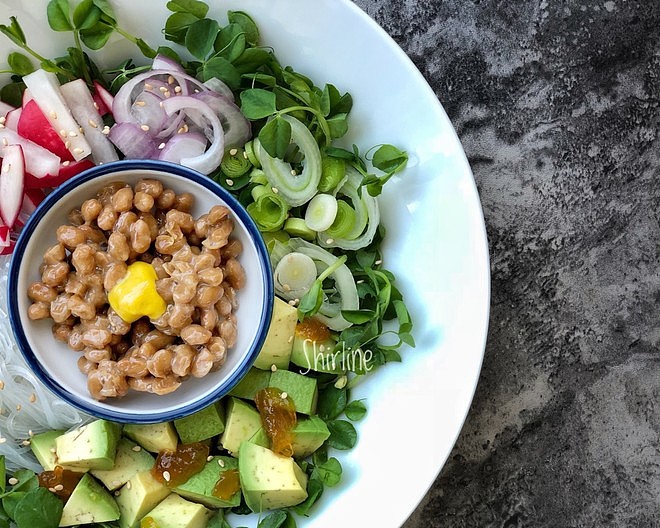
[92,80,114,116]
[24,159,94,189]
[0,223,9,247]
[22,69,92,161]
[4,107,21,130]
[18,99,73,161]
[0,101,15,118]
[14,188,46,229]
[0,145,26,228]
[22,88,32,106]
[0,128,60,178]
[60,79,119,165]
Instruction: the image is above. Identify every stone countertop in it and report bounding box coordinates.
[353,0,660,526]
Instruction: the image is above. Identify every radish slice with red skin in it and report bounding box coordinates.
[0,240,15,255]
[21,88,32,106]
[0,223,10,247]
[4,107,21,130]
[160,96,225,175]
[22,69,92,161]
[158,132,207,164]
[92,80,113,116]
[17,99,73,161]
[60,79,119,165]
[0,145,26,228]
[23,159,94,189]
[0,128,60,178]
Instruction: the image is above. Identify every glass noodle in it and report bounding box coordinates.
[0,256,88,471]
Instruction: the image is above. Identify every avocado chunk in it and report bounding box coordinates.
[30,429,65,471]
[123,422,178,453]
[91,438,155,491]
[174,401,225,444]
[229,368,272,400]
[143,494,213,528]
[219,398,262,456]
[115,470,170,528]
[247,427,269,449]
[238,441,308,512]
[253,297,297,370]
[55,420,121,471]
[59,473,120,526]
[174,455,240,508]
[269,369,318,415]
[291,416,330,458]
[289,322,343,374]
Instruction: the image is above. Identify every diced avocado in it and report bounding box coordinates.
[291,416,330,458]
[174,455,240,509]
[115,470,170,528]
[91,438,155,491]
[123,422,178,453]
[174,401,226,444]
[219,398,262,456]
[238,441,308,512]
[247,427,269,449]
[229,368,272,400]
[143,494,213,528]
[269,369,318,415]
[59,473,120,526]
[30,430,65,471]
[290,322,343,374]
[253,297,297,370]
[55,420,121,471]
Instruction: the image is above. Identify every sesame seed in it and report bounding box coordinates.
[62,160,70,166]
[375,259,382,265]
[2,138,7,146]
[8,478,17,486]
[287,335,294,343]
[28,430,33,437]
[194,89,200,93]
[22,439,30,446]
[49,487,56,493]
[144,83,153,90]
[162,470,171,482]
[134,100,146,107]
[229,148,238,156]
[0,438,6,444]
[167,76,175,85]
[334,375,348,389]
[64,140,71,149]
[16,404,21,411]
[319,344,326,352]
[270,364,277,372]
[281,392,288,399]
[0,116,5,124]
[102,126,110,135]
[131,445,142,452]
[271,187,279,194]
[54,484,64,491]
[164,90,171,98]
[356,279,364,284]
[29,393,36,403]
[68,130,78,137]
[207,455,213,462]
[125,480,132,490]
[159,86,168,93]
[73,147,84,154]
[50,447,56,453]
[111,480,120,488]
[218,459,225,468]
[158,142,166,149]
[93,101,99,110]
[3,164,9,173]
[49,110,57,119]
[282,283,291,292]
[140,124,150,131]
[225,179,234,186]
[59,129,67,137]
[0,381,4,390]
[290,169,297,176]
[326,238,334,244]
[0,123,4,128]
[243,151,248,159]
[288,299,297,306]
[88,119,98,128]
[174,86,182,93]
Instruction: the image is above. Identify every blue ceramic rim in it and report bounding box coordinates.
[8,159,274,424]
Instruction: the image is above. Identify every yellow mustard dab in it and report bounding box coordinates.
[108,261,167,323]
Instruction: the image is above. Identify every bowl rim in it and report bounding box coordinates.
[7,159,274,423]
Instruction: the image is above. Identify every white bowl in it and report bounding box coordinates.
[8,159,273,423]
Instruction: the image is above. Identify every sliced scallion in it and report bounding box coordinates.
[246,190,289,232]
[304,193,338,232]
[284,217,316,240]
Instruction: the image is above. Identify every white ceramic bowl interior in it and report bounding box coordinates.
[8,160,273,423]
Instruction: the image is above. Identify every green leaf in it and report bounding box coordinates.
[234,48,273,74]
[257,510,287,528]
[1,492,25,520]
[258,115,292,160]
[0,82,25,107]
[91,0,115,19]
[135,38,157,59]
[7,52,34,76]
[326,419,358,450]
[214,23,246,62]
[46,0,73,32]
[326,113,348,139]
[185,18,219,60]
[341,309,375,325]
[372,144,408,174]
[239,88,277,119]
[201,56,241,88]
[316,386,347,421]
[155,45,182,62]
[164,11,198,44]
[72,0,101,30]
[80,21,114,49]
[0,17,25,47]
[296,280,323,320]
[291,478,324,516]
[13,488,63,528]
[0,457,5,494]
[312,457,342,487]
[345,399,367,421]
[228,11,260,45]
[10,470,38,493]
[166,0,209,19]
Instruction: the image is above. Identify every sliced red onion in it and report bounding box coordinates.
[158,131,207,164]
[93,81,114,116]
[152,54,187,74]
[4,107,21,130]
[192,91,250,148]
[160,96,224,175]
[108,122,157,159]
[130,91,167,135]
[203,77,235,102]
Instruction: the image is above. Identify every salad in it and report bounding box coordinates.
[0,1,415,527]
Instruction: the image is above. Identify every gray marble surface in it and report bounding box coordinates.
[352,0,660,526]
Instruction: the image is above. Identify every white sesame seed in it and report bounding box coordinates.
[0,116,5,124]
[28,430,33,437]
[3,164,10,173]
[59,129,67,137]
[15,404,21,411]
[0,438,6,444]
[162,470,171,482]
[125,480,132,490]
[140,124,150,131]
[334,375,348,389]
[243,151,248,159]
[68,130,78,137]
[207,455,213,462]
[281,392,288,399]
[53,484,64,491]
[93,101,99,110]
[144,83,153,89]
[134,100,146,107]
[290,169,297,176]
[229,148,238,156]
[49,447,56,453]
[159,86,168,93]
[157,142,165,150]
[225,179,234,186]
[29,393,36,403]
[73,147,84,154]
[271,187,279,194]
[319,344,326,352]
[49,487,56,493]
[0,123,4,128]
[64,140,71,148]
[2,138,8,146]
[49,110,57,119]
[326,238,334,244]
[8,477,17,485]
[102,126,110,135]
[62,160,70,166]
[287,335,294,343]
[375,259,382,265]
[270,364,277,372]
[174,86,182,93]
[21,439,30,446]
[88,119,98,128]
[218,459,225,468]
[131,445,142,452]
[168,75,175,85]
